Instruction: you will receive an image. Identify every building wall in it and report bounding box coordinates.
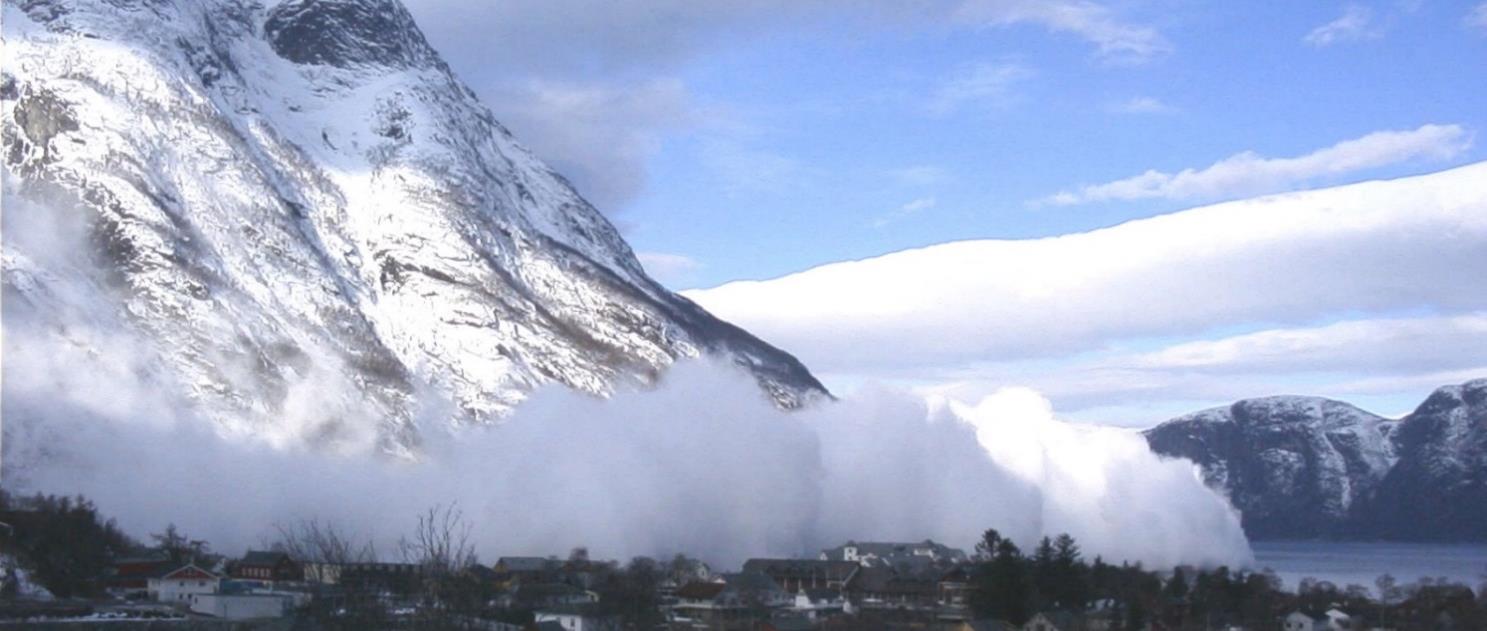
[191,593,290,619]
[149,577,219,603]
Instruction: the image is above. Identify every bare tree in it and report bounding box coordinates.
[399,503,477,577]
[271,519,384,630]
[273,518,377,582]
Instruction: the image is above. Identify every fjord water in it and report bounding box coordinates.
[1250,541,1487,592]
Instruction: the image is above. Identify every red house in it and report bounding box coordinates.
[230,550,303,582]
[104,555,175,597]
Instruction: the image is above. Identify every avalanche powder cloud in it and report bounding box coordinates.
[2,313,1251,570]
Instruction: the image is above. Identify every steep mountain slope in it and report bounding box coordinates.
[0,0,826,454]
[1358,379,1487,540]
[1144,380,1487,541]
[1143,397,1397,538]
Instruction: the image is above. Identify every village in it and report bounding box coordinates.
[0,494,1483,630]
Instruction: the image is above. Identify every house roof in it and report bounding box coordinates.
[495,556,553,572]
[743,558,860,582]
[723,570,783,594]
[109,556,175,580]
[676,581,727,600]
[849,566,936,595]
[1031,611,1084,630]
[239,550,294,567]
[162,564,220,581]
[822,540,968,561]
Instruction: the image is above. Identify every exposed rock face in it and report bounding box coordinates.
[1359,380,1487,540]
[1,0,827,454]
[1144,380,1487,541]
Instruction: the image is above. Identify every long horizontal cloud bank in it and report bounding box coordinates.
[686,162,1487,374]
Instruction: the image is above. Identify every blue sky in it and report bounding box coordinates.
[404,0,1487,425]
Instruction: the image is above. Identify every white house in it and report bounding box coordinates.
[534,604,620,631]
[148,564,220,604]
[189,593,291,619]
[1284,609,1354,631]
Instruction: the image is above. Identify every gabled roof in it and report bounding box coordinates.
[1030,610,1084,630]
[162,564,220,581]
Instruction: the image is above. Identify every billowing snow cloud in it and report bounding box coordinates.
[1,342,1250,570]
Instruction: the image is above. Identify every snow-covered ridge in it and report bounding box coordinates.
[1144,381,1486,541]
[1,0,826,453]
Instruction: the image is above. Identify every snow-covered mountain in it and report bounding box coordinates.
[1144,380,1487,541]
[1,0,826,453]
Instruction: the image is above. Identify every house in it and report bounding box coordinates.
[1025,611,1087,631]
[535,604,621,631]
[189,592,293,619]
[511,582,600,610]
[789,587,847,620]
[230,550,302,583]
[228,551,294,583]
[742,559,860,592]
[103,554,175,598]
[335,562,423,596]
[148,564,221,604]
[668,573,789,630]
[938,565,972,611]
[1284,609,1354,631]
[819,540,968,568]
[845,566,938,611]
[495,556,557,584]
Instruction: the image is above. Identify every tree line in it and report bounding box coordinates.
[965,528,1487,630]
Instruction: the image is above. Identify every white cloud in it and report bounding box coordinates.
[485,78,694,210]
[1040,123,1472,205]
[1304,5,1383,47]
[952,0,1172,64]
[837,313,1487,427]
[686,162,1487,375]
[637,252,704,287]
[1127,314,1487,374]
[1109,96,1177,115]
[1468,2,1487,32]
[927,61,1034,115]
[399,1,1166,210]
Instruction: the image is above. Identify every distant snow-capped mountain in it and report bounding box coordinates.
[1144,379,1487,541]
[1,0,826,453]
